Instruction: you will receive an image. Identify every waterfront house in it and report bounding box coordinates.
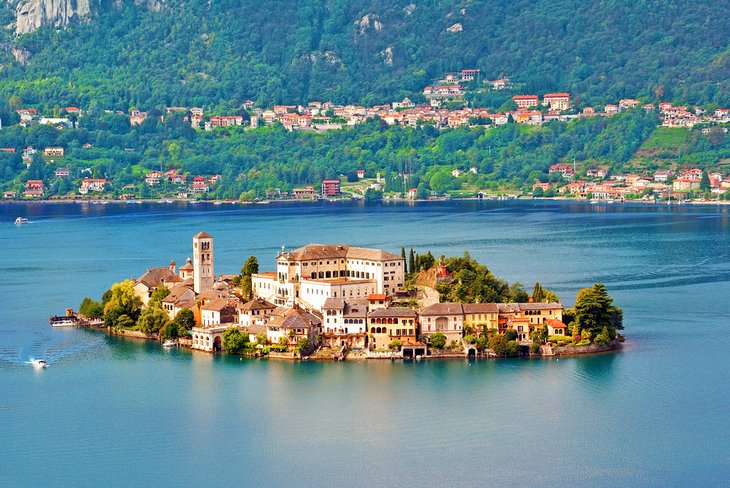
[78,178,108,194]
[368,307,418,350]
[238,298,276,327]
[321,179,341,196]
[419,302,464,344]
[462,303,499,333]
[24,179,45,198]
[322,298,369,349]
[266,306,322,351]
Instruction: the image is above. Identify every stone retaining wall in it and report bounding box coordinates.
[553,340,621,356]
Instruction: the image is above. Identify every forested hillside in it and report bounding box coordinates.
[0,0,728,111]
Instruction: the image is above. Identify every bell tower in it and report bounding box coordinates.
[193,231,214,293]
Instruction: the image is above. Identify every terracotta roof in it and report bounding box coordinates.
[268,306,321,329]
[322,298,346,310]
[179,258,194,271]
[420,302,464,315]
[201,297,238,312]
[162,283,195,303]
[462,303,499,314]
[547,319,567,329]
[194,231,212,239]
[518,302,562,311]
[136,267,181,289]
[238,298,276,312]
[369,307,417,318]
[283,244,401,262]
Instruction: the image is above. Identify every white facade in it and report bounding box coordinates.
[254,244,405,311]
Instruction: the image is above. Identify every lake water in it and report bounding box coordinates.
[1,200,729,487]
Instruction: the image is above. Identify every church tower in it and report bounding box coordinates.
[193,231,214,293]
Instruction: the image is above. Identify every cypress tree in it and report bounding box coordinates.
[408,248,416,274]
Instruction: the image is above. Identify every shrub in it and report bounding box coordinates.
[463,335,477,345]
[548,334,572,343]
[575,339,591,346]
[430,332,447,349]
[530,342,541,354]
[388,339,402,351]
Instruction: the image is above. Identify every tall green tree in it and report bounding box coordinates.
[574,283,623,335]
[240,256,259,300]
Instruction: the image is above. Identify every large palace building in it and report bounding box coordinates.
[252,244,405,310]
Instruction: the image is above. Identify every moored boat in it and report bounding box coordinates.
[162,340,178,348]
[14,217,29,224]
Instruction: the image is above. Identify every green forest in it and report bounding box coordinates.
[2,108,729,199]
[0,0,728,114]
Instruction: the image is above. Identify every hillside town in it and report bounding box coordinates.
[118,232,578,359]
[3,70,729,203]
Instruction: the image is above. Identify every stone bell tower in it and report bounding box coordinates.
[193,231,214,293]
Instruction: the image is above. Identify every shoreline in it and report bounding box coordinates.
[4,195,730,207]
[95,324,622,361]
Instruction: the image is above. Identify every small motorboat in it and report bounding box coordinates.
[162,340,177,348]
[14,217,29,224]
[31,359,47,368]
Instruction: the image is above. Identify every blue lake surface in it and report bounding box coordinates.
[1,200,729,487]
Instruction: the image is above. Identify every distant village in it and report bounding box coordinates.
[3,68,729,202]
[125,232,573,359]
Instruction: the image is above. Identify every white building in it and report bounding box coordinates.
[252,244,405,310]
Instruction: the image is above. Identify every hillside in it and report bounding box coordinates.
[0,0,728,110]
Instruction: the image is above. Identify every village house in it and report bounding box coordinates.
[162,283,196,321]
[321,179,341,197]
[238,298,276,327]
[532,182,551,192]
[145,171,163,186]
[190,176,209,193]
[79,178,108,194]
[543,93,571,111]
[54,167,70,179]
[419,302,464,344]
[292,186,317,199]
[16,108,38,124]
[134,262,183,307]
[165,169,187,185]
[24,179,45,198]
[462,303,499,333]
[265,306,322,351]
[201,298,240,326]
[673,177,700,191]
[321,298,369,349]
[210,115,244,127]
[653,171,673,182]
[604,104,619,115]
[130,110,147,126]
[43,147,64,157]
[368,307,418,350]
[512,95,539,109]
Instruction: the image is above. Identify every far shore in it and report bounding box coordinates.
[3,195,730,207]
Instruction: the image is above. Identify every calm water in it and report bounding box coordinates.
[1,200,729,487]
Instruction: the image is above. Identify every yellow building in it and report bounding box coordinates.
[462,303,499,333]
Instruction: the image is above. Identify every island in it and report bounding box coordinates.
[65,231,624,360]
